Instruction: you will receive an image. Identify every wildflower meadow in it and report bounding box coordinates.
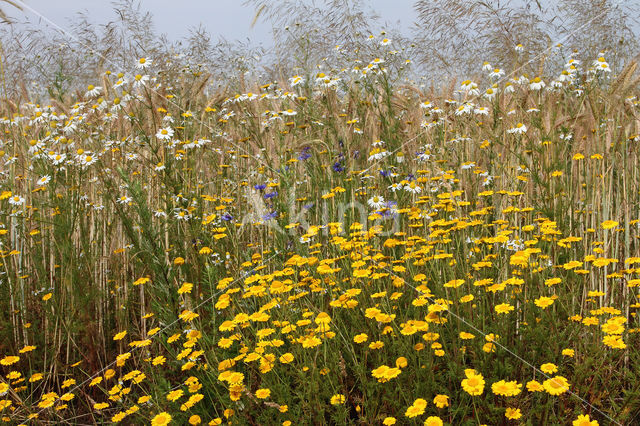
[0,0,640,425]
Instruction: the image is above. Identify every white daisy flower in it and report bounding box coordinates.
[78,154,98,168]
[289,75,304,87]
[85,85,102,97]
[508,123,527,134]
[504,82,515,94]
[593,57,611,72]
[136,57,152,69]
[489,68,504,78]
[455,102,474,116]
[36,175,51,186]
[404,181,422,194]
[133,74,150,88]
[113,78,127,89]
[529,77,545,91]
[367,195,385,209]
[156,127,174,141]
[389,183,402,192]
[9,195,25,206]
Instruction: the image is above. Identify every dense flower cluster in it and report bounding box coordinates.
[0,35,637,425]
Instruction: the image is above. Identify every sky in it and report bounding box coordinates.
[9,0,417,45]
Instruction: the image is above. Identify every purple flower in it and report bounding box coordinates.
[264,191,278,199]
[221,213,233,221]
[298,147,312,161]
[263,211,278,221]
[254,184,266,191]
[332,161,345,172]
[378,201,398,218]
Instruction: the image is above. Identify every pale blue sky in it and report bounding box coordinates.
[12,0,417,44]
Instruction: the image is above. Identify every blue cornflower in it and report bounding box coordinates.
[263,211,278,221]
[298,146,312,161]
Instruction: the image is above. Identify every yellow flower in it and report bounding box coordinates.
[534,297,554,309]
[495,303,514,314]
[152,356,166,366]
[491,380,522,396]
[405,398,427,418]
[601,220,619,230]
[188,415,201,425]
[602,335,627,349]
[166,389,184,402]
[505,408,522,420]
[315,312,331,325]
[42,292,52,301]
[369,341,384,350]
[112,411,127,423]
[461,369,485,396]
[395,357,408,368]
[562,348,575,357]
[353,333,368,343]
[433,394,449,408]
[29,373,44,383]
[279,353,294,363]
[61,378,76,388]
[543,376,570,395]
[544,278,562,287]
[178,282,193,294]
[255,388,271,399]
[371,365,401,382]
[113,331,127,341]
[300,336,322,348]
[573,414,599,426]
[540,363,558,374]
[382,418,397,425]
[330,394,346,405]
[133,277,151,285]
[483,342,496,353]
[7,371,21,380]
[60,392,75,401]
[0,356,19,366]
[138,395,151,404]
[424,416,443,426]
[444,279,464,288]
[151,412,172,426]
[19,345,36,353]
